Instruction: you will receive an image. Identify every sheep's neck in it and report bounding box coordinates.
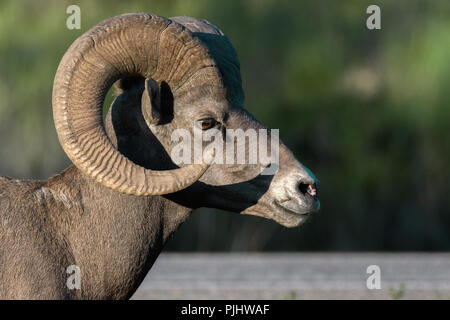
[45,165,192,299]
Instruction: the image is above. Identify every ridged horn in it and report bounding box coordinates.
[53,13,220,195]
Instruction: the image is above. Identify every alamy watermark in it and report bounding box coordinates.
[366,5,381,30]
[66,265,81,290]
[366,264,381,289]
[171,127,280,176]
[66,5,81,30]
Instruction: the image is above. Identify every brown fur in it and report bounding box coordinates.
[0,160,194,299]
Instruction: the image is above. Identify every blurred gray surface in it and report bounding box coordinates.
[131,253,450,300]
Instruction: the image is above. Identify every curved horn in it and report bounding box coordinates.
[53,13,221,195]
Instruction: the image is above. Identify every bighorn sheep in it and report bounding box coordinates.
[0,13,319,299]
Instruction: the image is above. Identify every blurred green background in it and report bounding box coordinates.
[0,0,449,251]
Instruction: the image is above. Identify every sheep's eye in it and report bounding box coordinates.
[197,118,217,130]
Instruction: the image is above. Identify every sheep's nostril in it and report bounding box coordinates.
[298,182,317,197]
[298,182,309,195]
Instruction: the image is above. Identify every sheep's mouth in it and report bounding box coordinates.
[275,195,320,215]
[242,197,319,228]
[268,194,319,227]
[275,201,310,216]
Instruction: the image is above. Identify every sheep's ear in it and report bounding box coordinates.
[141,78,162,125]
